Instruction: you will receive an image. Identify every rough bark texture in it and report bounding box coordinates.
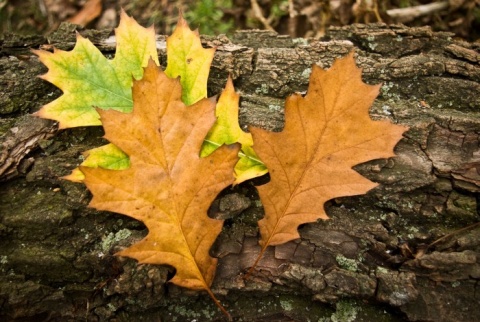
[1,23,479,321]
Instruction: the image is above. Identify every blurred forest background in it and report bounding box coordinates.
[1,0,479,42]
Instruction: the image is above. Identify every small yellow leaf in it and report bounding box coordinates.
[235,145,268,184]
[165,15,215,106]
[64,144,130,182]
[62,168,85,182]
[201,77,268,184]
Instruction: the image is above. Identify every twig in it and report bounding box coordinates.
[250,0,275,31]
[386,1,449,23]
[287,0,297,37]
[353,0,382,23]
[426,222,480,253]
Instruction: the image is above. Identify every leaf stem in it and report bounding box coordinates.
[244,244,268,280]
[205,287,232,321]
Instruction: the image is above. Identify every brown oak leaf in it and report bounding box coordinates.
[80,60,239,312]
[249,52,408,268]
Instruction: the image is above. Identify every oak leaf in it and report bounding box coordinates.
[249,52,408,267]
[81,60,239,308]
[33,10,158,129]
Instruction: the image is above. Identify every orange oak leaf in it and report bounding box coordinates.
[249,52,408,269]
[80,59,239,316]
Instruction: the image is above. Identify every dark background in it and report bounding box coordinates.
[1,0,479,41]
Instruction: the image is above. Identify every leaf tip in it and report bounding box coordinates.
[62,168,85,182]
[32,108,46,120]
[119,7,128,17]
[31,48,45,58]
[31,48,54,70]
[32,106,63,128]
[73,31,87,43]
[176,10,189,28]
[145,56,158,69]
[118,8,134,24]
[225,74,234,90]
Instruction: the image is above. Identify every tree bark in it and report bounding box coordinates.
[0,23,479,321]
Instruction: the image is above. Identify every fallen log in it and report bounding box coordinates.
[0,22,479,321]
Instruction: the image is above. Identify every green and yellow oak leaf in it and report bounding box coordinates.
[247,52,408,273]
[81,59,238,317]
[33,10,159,129]
[201,77,267,184]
